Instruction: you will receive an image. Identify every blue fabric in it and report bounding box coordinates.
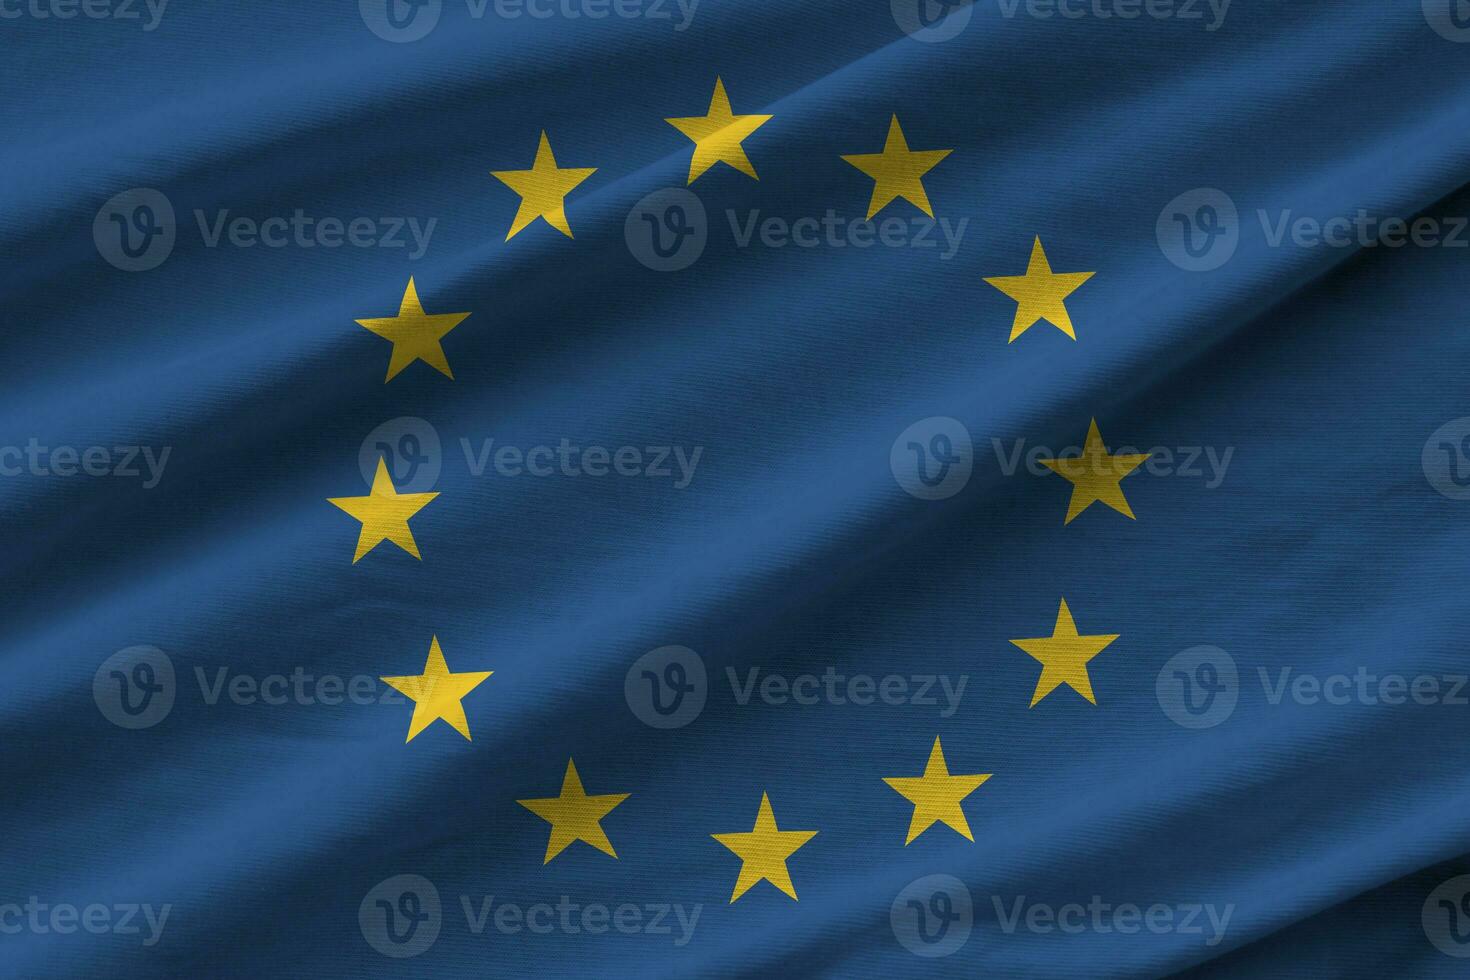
[5,1,1470,976]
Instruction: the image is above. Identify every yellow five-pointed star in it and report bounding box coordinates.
[490,131,597,241]
[840,115,952,220]
[380,636,493,742]
[712,793,818,903]
[326,457,439,563]
[517,759,631,864]
[1009,599,1119,707]
[665,77,773,184]
[984,237,1097,342]
[883,737,992,845]
[355,278,471,382]
[1039,419,1150,524]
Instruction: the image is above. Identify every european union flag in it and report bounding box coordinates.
[8,1,1470,976]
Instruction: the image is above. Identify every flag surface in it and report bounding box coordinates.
[4,1,1470,977]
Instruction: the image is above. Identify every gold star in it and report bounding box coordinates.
[711,793,818,902]
[665,77,773,184]
[326,457,439,562]
[882,737,992,845]
[840,115,952,220]
[1009,599,1119,707]
[1038,419,1150,524]
[517,759,630,863]
[984,237,1096,342]
[355,277,470,382]
[380,636,492,742]
[490,131,597,241]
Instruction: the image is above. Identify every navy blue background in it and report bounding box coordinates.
[2,1,1469,976]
